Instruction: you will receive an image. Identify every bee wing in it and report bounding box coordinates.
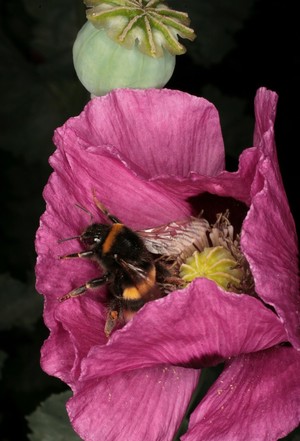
[118,259,149,280]
[138,217,210,257]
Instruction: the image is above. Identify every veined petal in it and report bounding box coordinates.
[80,279,287,380]
[59,88,225,178]
[242,88,300,348]
[50,127,191,226]
[253,87,279,153]
[152,146,260,206]
[40,322,76,385]
[67,366,199,441]
[40,296,107,385]
[183,346,300,441]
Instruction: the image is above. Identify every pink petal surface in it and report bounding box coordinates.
[41,298,107,386]
[242,88,300,347]
[63,88,225,179]
[80,280,286,380]
[183,346,300,441]
[67,366,199,441]
[153,146,260,206]
[50,130,190,229]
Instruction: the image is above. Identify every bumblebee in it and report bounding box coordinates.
[59,196,210,336]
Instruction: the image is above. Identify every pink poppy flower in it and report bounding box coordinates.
[35,87,300,440]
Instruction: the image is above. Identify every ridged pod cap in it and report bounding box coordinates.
[73,0,195,95]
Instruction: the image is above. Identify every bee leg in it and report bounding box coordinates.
[104,309,119,338]
[58,274,110,302]
[164,276,186,286]
[92,190,121,224]
[59,250,95,259]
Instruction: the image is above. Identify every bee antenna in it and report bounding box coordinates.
[74,203,94,223]
[57,235,81,243]
[92,189,107,215]
[92,188,121,224]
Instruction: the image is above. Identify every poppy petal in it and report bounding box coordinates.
[40,296,107,385]
[60,88,225,179]
[67,365,199,441]
[242,88,300,347]
[183,346,300,441]
[80,279,286,379]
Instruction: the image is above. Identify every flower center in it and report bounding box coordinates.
[158,210,255,296]
[179,246,243,291]
[84,0,196,57]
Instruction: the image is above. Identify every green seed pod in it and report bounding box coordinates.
[73,21,176,96]
[73,1,195,96]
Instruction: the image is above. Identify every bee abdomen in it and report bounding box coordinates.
[123,286,143,300]
[122,264,156,299]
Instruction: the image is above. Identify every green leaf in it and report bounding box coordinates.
[26,391,82,441]
[0,273,43,331]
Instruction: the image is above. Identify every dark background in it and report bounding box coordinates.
[0,0,299,440]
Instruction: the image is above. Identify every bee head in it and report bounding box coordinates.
[80,223,110,247]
